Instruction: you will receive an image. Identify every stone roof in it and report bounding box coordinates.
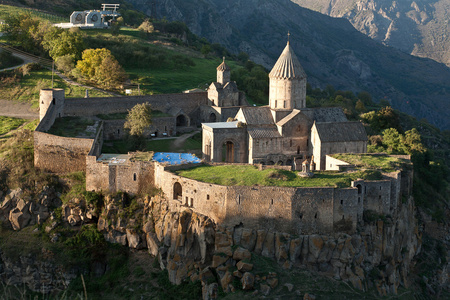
[239,107,274,125]
[269,42,306,80]
[203,121,238,129]
[301,107,347,123]
[248,127,281,139]
[217,58,230,71]
[314,122,368,142]
[277,109,302,126]
[223,81,238,92]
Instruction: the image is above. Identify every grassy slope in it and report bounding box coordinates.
[176,164,381,188]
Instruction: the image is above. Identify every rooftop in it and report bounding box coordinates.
[175,164,383,188]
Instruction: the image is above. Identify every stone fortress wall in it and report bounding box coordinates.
[34,89,209,173]
[85,154,413,236]
[35,88,413,236]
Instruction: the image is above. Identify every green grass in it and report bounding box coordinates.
[0,68,112,105]
[0,4,65,23]
[47,116,95,137]
[176,165,382,188]
[0,116,27,135]
[332,153,409,172]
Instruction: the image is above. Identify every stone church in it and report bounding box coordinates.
[202,41,368,170]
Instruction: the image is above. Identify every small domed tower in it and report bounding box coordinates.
[269,41,307,111]
[39,89,65,121]
[216,57,231,85]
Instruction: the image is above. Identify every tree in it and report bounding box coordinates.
[355,99,366,113]
[138,19,154,34]
[55,54,75,74]
[201,45,211,57]
[124,103,152,137]
[43,29,84,60]
[76,48,127,88]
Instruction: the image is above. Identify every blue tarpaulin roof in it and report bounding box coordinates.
[153,152,201,165]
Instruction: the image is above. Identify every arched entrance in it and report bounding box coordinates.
[176,115,188,126]
[173,182,182,200]
[222,141,235,163]
[208,113,217,122]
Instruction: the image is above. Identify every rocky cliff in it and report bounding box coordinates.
[96,193,422,297]
[127,0,450,131]
[0,185,447,297]
[291,0,450,68]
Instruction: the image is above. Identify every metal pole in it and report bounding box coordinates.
[52,61,54,89]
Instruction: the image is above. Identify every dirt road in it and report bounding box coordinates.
[0,100,38,119]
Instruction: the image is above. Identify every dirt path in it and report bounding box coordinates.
[0,119,35,138]
[0,100,38,119]
[172,130,200,148]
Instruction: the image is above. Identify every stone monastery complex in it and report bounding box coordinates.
[34,41,413,236]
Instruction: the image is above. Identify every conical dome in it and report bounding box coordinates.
[269,42,306,79]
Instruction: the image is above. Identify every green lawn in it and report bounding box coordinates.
[126,57,220,95]
[176,165,383,188]
[47,116,95,137]
[331,153,409,172]
[0,68,113,106]
[0,116,27,135]
[0,4,65,23]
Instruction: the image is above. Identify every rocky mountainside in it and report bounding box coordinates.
[127,0,450,130]
[291,0,450,67]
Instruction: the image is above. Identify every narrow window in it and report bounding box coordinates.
[207,194,210,200]
[314,213,318,219]
[271,199,274,205]
[185,197,188,205]
[379,195,381,200]
[52,98,55,105]
[190,198,194,207]
[238,195,241,205]
[380,186,382,190]
[118,129,120,135]
[358,197,360,203]
[283,101,286,108]
[133,173,136,181]
[340,200,343,205]
[342,215,345,219]
[275,100,277,108]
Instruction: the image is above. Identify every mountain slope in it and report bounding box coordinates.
[291,0,450,67]
[129,0,450,130]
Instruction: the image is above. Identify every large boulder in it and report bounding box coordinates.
[9,208,31,230]
[241,272,255,290]
[233,247,251,261]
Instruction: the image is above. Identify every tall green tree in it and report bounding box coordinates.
[76,48,127,88]
[124,103,152,137]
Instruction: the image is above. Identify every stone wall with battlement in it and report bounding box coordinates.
[63,93,208,124]
[85,157,409,235]
[34,131,96,173]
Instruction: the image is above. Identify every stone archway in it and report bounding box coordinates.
[173,182,182,200]
[208,113,217,122]
[176,114,188,127]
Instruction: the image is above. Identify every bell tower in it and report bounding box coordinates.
[216,57,230,85]
[268,37,307,111]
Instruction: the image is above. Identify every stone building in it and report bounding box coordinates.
[202,41,367,169]
[203,58,248,123]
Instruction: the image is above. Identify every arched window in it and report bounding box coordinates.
[173,182,182,200]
